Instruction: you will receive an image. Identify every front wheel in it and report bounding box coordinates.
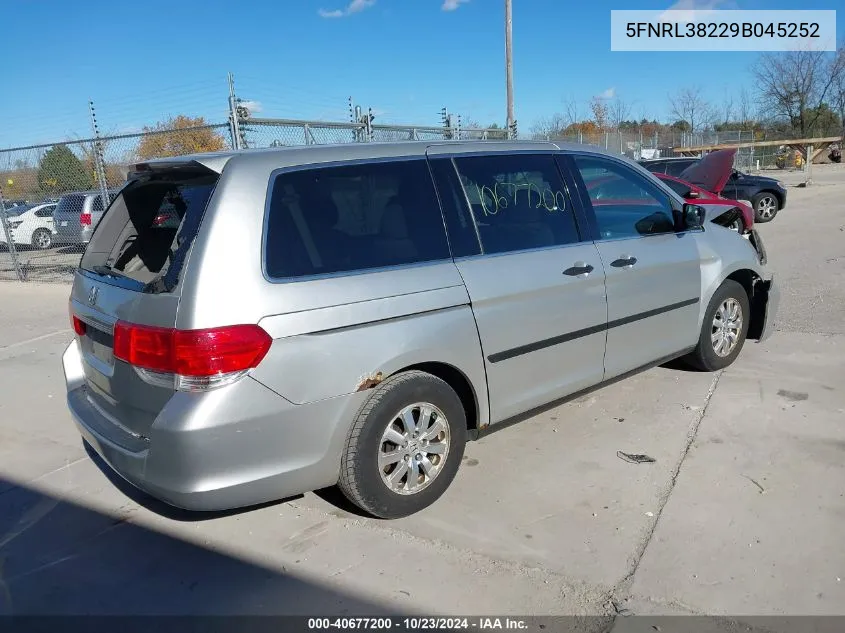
[753,192,779,223]
[685,280,750,372]
[338,370,466,519]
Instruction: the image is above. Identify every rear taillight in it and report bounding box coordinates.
[70,303,87,336]
[80,212,92,226]
[112,322,272,392]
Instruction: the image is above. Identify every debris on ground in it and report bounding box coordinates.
[742,474,766,494]
[645,511,654,517]
[617,451,656,464]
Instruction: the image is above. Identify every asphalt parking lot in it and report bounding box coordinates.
[0,164,843,629]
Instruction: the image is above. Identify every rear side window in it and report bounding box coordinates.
[264,159,450,279]
[56,194,85,216]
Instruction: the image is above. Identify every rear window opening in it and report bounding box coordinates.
[80,166,218,292]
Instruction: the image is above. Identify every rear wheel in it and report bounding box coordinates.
[338,370,466,519]
[686,280,750,372]
[753,192,779,223]
[31,228,52,250]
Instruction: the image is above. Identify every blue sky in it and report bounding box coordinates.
[2,0,843,148]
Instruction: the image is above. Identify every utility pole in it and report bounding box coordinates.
[228,72,243,150]
[505,0,514,138]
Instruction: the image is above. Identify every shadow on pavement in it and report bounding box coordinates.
[0,475,401,616]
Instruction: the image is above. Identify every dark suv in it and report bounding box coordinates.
[640,157,787,223]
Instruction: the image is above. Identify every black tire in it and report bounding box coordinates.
[31,228,52,250]
[338,370,466,519]
[752,192,779,223]
[685,280,750,372]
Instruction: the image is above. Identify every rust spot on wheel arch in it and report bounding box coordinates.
[355,371,384,392]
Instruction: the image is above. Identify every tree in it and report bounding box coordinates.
[737,87,757,130]
[668,86,713,134]
[531,113,570,139]
[608,97,632,131]
[137,115,227,160]
[37,145,93,195]
[590,96,609,131]
[752,48,845,137]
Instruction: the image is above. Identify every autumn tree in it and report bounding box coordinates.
[590,96,609,131]
[37,145,93,195]
[136,115,227,160]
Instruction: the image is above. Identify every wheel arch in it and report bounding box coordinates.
[390,361,481,437]
[722,268,768,341]
[756,188,784,207]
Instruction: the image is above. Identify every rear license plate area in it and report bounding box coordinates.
[80,321,115,368]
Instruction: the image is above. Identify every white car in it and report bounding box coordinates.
[1,202,58,250]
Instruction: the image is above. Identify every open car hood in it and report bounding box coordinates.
[679,148,737,194]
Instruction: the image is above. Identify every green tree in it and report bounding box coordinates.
[38,144,93,194]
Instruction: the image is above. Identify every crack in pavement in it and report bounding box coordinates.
[608,369,724,615]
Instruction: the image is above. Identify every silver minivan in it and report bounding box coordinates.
[63,141,778,518]
[53,189,117,246]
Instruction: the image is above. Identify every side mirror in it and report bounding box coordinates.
[681,203,706,231]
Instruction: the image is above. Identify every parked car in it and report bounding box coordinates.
[64,141,778,519]
[0,202,58,249]
[640,153,788,223]
[654,173,754,234]
[52,189,118,247]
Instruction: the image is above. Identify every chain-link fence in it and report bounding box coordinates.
[0,117,507,283]
[2,114,837,283]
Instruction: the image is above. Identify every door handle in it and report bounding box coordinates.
[610,256,637,268]
[563,263,594,276]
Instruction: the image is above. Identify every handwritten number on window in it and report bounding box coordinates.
[475,181,566,216]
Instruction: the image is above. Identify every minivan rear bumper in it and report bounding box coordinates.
[63,339,365,511]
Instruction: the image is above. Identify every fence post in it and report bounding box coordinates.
[0,189,25,282]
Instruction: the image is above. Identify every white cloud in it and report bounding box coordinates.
[659,0,730,22]
[319,0,375,18]
[442,0,470,11]
[598,87,616,100]
[239,100,263,114]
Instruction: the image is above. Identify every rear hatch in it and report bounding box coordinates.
[69,161,222,440]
